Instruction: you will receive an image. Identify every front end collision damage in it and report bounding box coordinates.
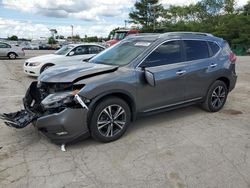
[0,81,90,144]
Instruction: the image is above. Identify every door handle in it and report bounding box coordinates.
[210,63,217,68]
[176,70,186,75]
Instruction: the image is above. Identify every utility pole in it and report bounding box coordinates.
[71,25,74,42]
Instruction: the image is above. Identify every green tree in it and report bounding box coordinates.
[224,0,236,13]
[243,1,250,15]
[129,0,164,31]
[8,35,18,41]
[48,37,56,45]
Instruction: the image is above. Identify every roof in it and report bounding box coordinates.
[69,43,106,48]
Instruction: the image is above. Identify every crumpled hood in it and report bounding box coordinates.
[38,62,118,83]
[26,54,62,62]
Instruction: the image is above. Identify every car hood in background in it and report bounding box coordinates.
[26,54,63,62]
[38,62,118,83]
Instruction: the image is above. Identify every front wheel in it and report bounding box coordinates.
[89,97,131,143]
[201,80,228,112]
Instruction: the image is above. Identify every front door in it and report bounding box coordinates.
[136,40,188,112]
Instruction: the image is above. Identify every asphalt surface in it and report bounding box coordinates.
[0,50,250,188]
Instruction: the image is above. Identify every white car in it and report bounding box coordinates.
[0,42,25,59]
[23,43,105,76]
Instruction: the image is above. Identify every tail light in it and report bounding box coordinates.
[229,52,236,63]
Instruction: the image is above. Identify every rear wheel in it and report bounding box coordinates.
[90,97,131,143]
[201,80,228,112]
[8,52,16,59]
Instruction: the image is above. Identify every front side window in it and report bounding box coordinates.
[143,40,182,67]
[184,40,209,61]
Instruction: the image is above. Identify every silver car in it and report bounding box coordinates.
[0,42,25,59]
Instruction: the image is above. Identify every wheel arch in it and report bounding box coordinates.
[216,76,230,90]
[87,90,137,123]
[40,63,55,73]
[7,51,18,57]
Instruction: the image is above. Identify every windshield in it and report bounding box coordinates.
[54,45,74,55]
[113,32,127,40]
[89,40,151,66]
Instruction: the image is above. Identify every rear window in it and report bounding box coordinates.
[184,40,209,61]
[208,41,220,56]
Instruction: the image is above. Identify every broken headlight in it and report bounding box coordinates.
[41,91,75,109]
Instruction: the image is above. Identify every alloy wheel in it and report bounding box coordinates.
[97,105,126,137]
[211,85,226,108]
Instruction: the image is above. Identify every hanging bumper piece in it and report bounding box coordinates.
[0,81,42,129]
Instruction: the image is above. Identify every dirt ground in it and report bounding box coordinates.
[0,50,249,188]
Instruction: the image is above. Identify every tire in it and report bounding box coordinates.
[8,52,16,59]
[89,97,131,143]
[201,80,228,112]
[40,64,53,74]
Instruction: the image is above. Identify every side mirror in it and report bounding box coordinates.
[144,69,155,87]
[68,51,75,56]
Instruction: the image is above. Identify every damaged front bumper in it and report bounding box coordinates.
[0,81,90,144]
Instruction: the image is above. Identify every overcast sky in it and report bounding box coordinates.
[0,0,248,39]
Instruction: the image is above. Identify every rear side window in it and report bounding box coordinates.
[184,40,209,61]
[208,41,220,56]
[144,40,182,67]
[89,46,104,54]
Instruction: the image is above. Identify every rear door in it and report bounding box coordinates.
[136,40,189,112]
[183,40,220,100]
[88,45,105,56]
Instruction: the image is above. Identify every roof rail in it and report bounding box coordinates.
[161,32,213,37]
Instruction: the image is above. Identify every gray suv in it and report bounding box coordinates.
[1,32,237,144]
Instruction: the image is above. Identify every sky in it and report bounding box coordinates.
[0,0,248,39]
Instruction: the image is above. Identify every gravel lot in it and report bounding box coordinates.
[0,50,249,188]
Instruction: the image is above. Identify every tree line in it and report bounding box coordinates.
[129,0,250,53]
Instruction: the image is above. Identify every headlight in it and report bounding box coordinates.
[41,91,75,108]
[29,62,41,66]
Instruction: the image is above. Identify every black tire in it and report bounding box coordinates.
[89,97,131,143]
[8,52,16,59]
[40,64,53,74]
[201,80,228,112]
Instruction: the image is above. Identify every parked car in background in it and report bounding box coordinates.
[106,29,139,46]
[0,42,25,59]
[22,43,40,50]
[1,32,237,144]
[23,43,106,76]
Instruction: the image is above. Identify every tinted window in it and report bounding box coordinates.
[208,41,220,56]
[73,46,88,55]
[184,40,209,61]
[89,46,104,54]
[144,40,182,67]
